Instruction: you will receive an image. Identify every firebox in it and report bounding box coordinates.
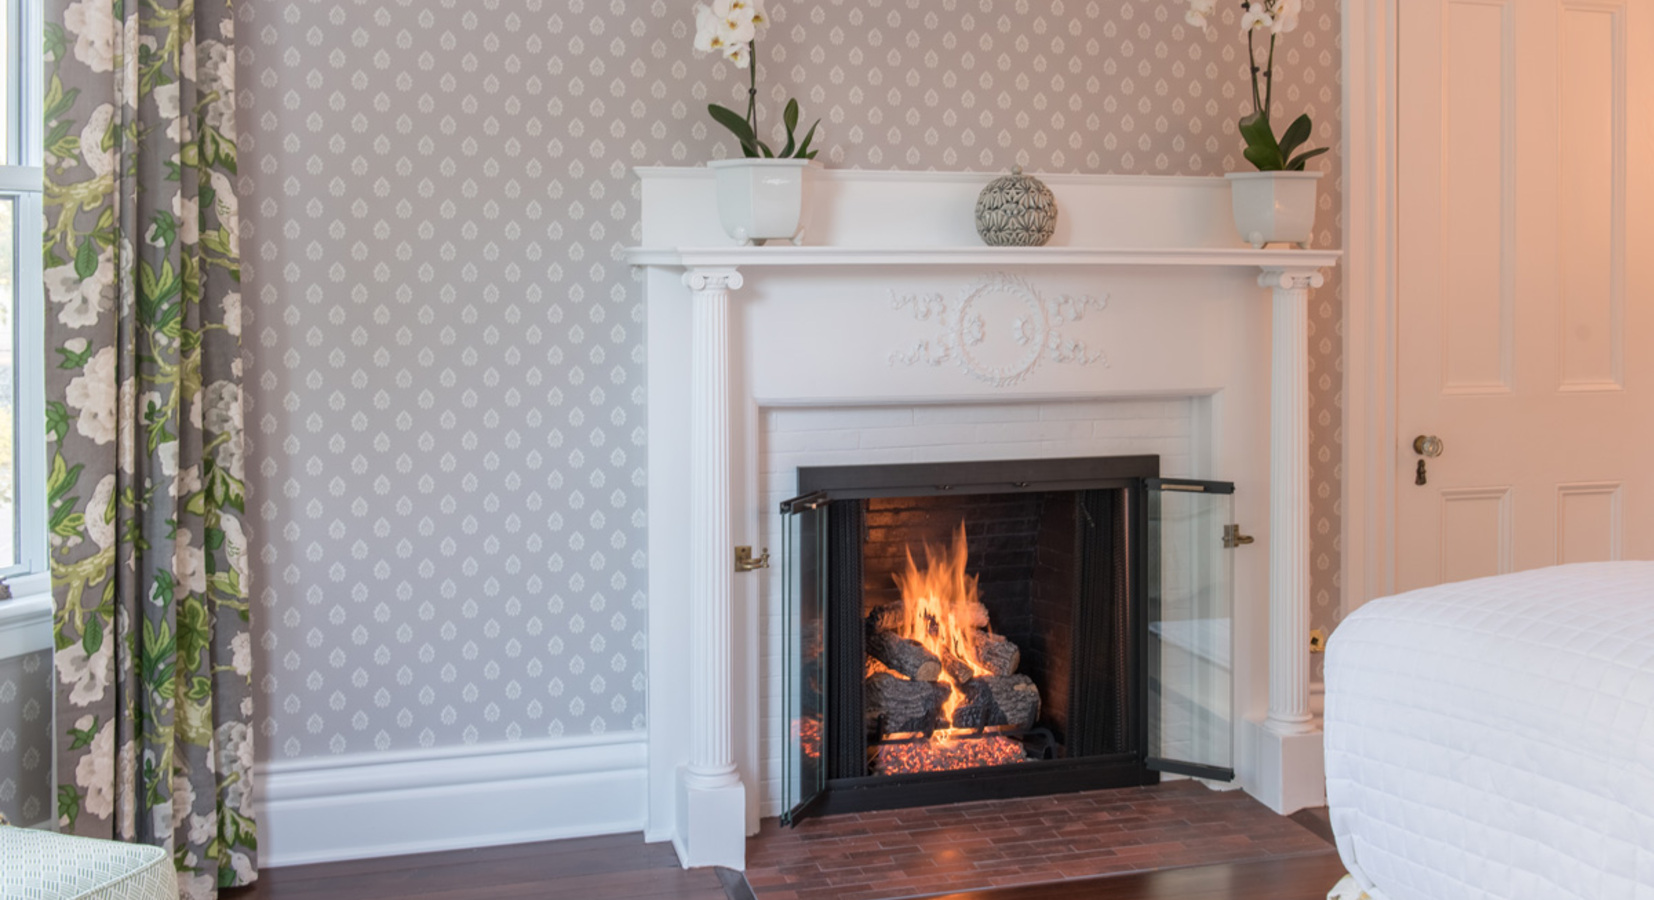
[777,456,1239,824]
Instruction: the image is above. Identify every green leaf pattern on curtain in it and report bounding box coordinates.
[44,0,254,895]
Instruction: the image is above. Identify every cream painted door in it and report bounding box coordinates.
[1396,0,1654,591]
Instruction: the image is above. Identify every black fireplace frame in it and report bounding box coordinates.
[789,456,1165,819]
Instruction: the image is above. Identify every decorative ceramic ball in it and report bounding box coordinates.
[974,167,1058,246]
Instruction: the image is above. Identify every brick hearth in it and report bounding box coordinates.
[743,782,1332,900]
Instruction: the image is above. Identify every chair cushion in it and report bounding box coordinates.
[0,826,177,900]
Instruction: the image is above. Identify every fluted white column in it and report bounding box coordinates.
[1260,266,1324,736]
[682,266,743,790]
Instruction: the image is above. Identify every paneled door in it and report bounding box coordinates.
[1396,0,1654,591]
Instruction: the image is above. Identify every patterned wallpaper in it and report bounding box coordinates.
[239,0,1342,760]
[0,650,50,824]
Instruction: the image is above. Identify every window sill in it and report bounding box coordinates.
[0,581,52,659]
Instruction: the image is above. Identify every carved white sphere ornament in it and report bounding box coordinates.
[974,167,1058,246]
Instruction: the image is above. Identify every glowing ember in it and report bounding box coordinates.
[874,735,1028,775]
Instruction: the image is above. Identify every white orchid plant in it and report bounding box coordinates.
[693,0,820,159]
[1185,0,1327,171]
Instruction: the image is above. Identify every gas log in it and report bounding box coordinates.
[865,671,950,734]
[950,674,1041,731]
[972,631,1021,677]
[938,631,1022,685]
[866,605,1017,683]
[865,629,943,682]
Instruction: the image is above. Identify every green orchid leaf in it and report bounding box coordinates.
[781,98,799,157]
[1277,114,1313,160]
[707,103,761,156]
[1238,113,1285,170]
[1243,144,1283,171]
[1286,146,1331,171]
[758,139,774,158]
[795,120,820,160]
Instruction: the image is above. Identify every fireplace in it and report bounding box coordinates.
[777,456,1239,823]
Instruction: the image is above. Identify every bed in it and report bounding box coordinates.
[1323,562,1654,900]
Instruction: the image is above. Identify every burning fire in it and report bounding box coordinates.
[877,522,1028,773]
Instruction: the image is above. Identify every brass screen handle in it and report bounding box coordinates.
[734,546,770,572]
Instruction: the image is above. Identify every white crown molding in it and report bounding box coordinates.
[255,732,649,868]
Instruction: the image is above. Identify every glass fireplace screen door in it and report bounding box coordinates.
[1145,478,1237,781]
[778,491,830,825]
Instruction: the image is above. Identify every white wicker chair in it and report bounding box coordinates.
[0,824,177,900]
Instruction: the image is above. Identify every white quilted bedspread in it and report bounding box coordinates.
[1324,562,1654,900]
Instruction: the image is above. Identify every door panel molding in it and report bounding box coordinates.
[1557,0,1627,392]
[1437,486,1514,582]
[1556,481,1624,563]
[1439,0,1517,395]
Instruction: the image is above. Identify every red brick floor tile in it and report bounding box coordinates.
[743,783,1332,899]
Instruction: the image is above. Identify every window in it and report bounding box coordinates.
[1,0,45,592]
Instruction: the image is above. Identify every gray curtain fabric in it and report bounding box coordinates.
[43,0,255,895]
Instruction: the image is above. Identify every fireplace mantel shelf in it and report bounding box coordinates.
[626,245,1340,271]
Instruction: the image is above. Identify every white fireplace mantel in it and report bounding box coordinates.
[628,167,1338,869]
[629,245,1339,271]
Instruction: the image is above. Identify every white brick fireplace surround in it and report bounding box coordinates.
[628,169,1338,868]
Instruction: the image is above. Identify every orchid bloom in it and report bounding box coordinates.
[1270,0,1302,34]
[1184,0,1217,29]
[1239,3,1274,34]
[692,4,726,52]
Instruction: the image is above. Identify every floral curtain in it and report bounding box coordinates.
[44,0,255,895]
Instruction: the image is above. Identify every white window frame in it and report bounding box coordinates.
[2,0,49,598]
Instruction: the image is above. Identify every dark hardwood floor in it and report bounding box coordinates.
[222,833,728,900]
[225,817,1346,900]
[930,853,1351,900]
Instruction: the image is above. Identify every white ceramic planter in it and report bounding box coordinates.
[1225,170,1323,249]
[709,158,820,246]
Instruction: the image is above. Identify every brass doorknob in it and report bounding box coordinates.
[1412,435,1444,458]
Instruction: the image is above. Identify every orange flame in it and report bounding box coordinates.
[892,522,994,742]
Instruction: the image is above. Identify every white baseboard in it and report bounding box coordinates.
[255,732,649,868]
